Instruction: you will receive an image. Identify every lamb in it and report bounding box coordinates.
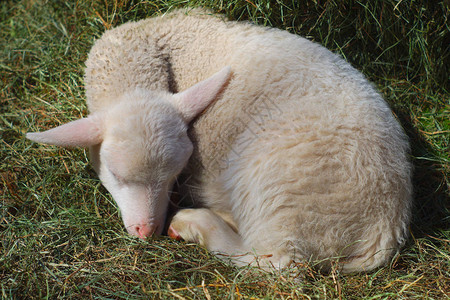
[26,8,413,272]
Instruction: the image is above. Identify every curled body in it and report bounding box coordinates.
[28,9,413,272]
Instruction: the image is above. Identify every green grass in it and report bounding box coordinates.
[1,0,449,298]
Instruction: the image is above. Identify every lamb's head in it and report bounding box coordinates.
[92,94,193,238]
[27,66,231,239]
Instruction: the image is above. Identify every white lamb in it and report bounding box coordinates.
[27,9,412,272]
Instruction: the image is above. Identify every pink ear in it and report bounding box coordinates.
[26,115,103,147]
[172,66,232,122]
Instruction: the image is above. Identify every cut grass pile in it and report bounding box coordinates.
[1,0,449,298]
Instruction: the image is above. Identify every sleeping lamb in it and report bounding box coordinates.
[27,8,412,272]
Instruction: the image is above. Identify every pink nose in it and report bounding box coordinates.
[137,224,154,239]
[129,224,157,239]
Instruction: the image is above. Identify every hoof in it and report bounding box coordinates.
[168,225,182,241]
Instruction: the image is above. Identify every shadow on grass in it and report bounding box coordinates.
[396,109,449,240]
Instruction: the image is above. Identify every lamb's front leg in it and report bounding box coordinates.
[168,208,253,266]
[169,208,294,269]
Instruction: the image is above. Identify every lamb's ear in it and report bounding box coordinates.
[171,66,231,122]
[26,115,103,147]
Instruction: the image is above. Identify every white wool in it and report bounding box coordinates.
[30,8,412,272]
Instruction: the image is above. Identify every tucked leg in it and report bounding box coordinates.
[168,208,289,268]
[169,209,246,254]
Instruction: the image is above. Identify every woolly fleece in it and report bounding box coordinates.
[31,9,413,272]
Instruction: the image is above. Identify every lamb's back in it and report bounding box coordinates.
[149,11,401,180]
[84,10,405,181]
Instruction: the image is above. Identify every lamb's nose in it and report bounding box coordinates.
[134,224,155,239]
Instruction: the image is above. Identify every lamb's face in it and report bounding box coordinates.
[26,66,231,239]
[97,97,193,238]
